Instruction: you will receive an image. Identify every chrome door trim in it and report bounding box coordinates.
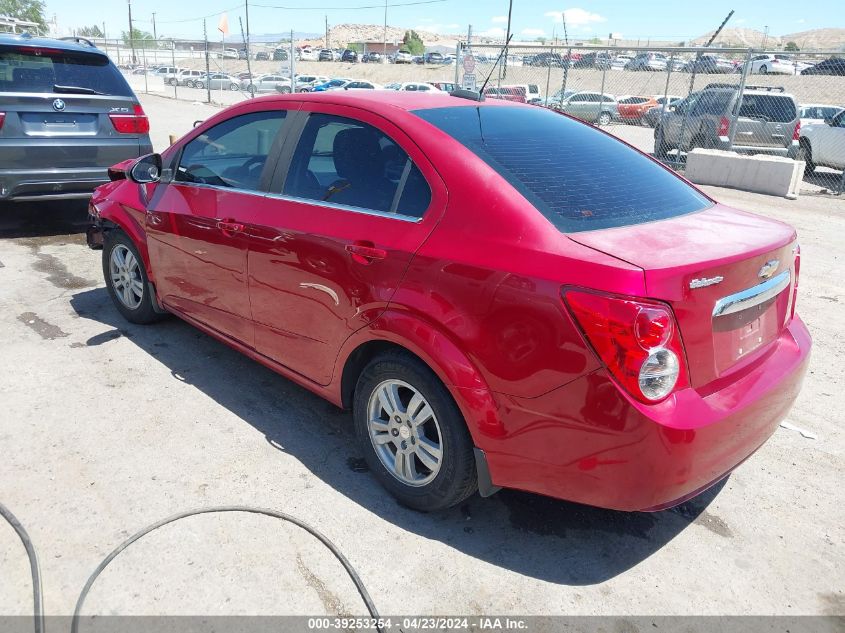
[712,270,791,317]
[266,192,424,223]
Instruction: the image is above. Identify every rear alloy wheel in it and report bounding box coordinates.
[354,352,477,511]
[597,111,612,126]
[229,83,239,91]
[277,86,291,94]
[103,231,164,325]
[759,65,768,75]
[195,81,204,89]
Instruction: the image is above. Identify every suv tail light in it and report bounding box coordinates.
[563,290,688,403]
[792,119,801,141]
[109,103,150,134]
[718,116,730,137]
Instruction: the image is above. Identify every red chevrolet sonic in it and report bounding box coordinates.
[88,91,811,512]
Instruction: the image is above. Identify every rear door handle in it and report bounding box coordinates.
[217,220,244,234]
[346,242,387,264]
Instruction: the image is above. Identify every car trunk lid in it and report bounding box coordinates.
[567,204,798,389]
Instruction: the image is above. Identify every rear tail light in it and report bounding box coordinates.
[0,112,5,130]
[790,244,801,321]
[563,290,688,403]
[109,103,150,134]
[718,116,730,137]
[792,119,801,141]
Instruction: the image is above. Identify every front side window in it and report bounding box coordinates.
[412,105,711,233]
[175,110,287,191]
[282,113,431,218]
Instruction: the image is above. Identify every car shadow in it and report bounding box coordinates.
[0,200,90,238]
[69,286,727,586]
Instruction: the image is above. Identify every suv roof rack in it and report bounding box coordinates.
[58,36,97,48]
[449,88,485,102]
[704,82,786,93]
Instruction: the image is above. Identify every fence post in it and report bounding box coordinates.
[204,20,212,104]
[141,45,148,94]
[728,48,753,149]
[171,40,177,99]
[560,47,572,98]
[454,43,460,86]
[544,44,553,106]
[598,46,609,115]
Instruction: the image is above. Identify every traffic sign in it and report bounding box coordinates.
[462,53,476,74]
[462,73,476,90]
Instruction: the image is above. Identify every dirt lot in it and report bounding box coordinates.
[0,94,843,622]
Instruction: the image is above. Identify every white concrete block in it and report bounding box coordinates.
[685,149,803,199]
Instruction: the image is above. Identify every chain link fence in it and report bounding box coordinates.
[97,37,845,195]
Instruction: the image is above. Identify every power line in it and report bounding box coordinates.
[253,0,448,10]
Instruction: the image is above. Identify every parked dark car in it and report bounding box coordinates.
[573,52,612,70]
[424,52,444,64]
[318,49,334,62]
[341,49,358,62]
[0,33,153,202]
[801,58,845,76]
[685,55,734,74]
[362,51,383,64]
[528,52,567,68]
[272,49,289,62]
[237,48,248,60]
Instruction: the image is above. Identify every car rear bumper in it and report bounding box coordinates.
[480,316,811,511]
[717,139,800,159]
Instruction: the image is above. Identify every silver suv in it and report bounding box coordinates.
[654,84,800,159]
[0,34,153,202]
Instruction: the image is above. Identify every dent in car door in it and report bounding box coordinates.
[145,109,291,344]
[243,106,446,385]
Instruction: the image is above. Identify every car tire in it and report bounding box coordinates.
[195,81,204,89]
[248,85,256,95]
[654,128,673,159]
[229,83,239,91]
[760,65,768,75]
[798,140,816,175]
[597,111,612,126]
[353,351,477,512]
[185,80,194,88]
[103,230,165,325]
[277,86,291,94]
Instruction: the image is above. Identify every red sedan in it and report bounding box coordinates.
[617,95,659,124]
[88,91,810,512]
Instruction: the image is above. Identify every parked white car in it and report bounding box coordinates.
[176,69,205,87]
[293,74,330,92]
[299,48,318,61]
[384,82,443,93]
[798,104,843,126]
[154,66,182,84]
[611,55,634,70]
[799,110,845,173]
[743,54,799,75]
[327,79,382,91]
[501,83,541,103]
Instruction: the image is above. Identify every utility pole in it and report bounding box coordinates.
[325,15,329,48]
[203,19,211,103]
[151,13,156,40]
[245,0,250,48]
[127,0,136,64]
[502,0,513,78]
[383,0,387,58]
[762,25,769,50]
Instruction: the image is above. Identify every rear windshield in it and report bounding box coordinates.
[0,45,132,96]
[413,105,711,233]
[739,94,797,122]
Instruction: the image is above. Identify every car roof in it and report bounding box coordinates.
[245,90,528,113]
[0,33,107,57]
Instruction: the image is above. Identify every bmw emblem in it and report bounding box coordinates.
[52,98,66,111]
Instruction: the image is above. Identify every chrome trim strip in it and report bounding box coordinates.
[712,270,791,317]
[266,192,424,223]
[171,179,270,199]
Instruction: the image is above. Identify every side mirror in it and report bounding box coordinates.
[129,153,162,184]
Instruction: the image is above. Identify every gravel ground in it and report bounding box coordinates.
[0,96,843,621]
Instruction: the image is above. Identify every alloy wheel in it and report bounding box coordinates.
[367,379,443,487]
[109,244,143,310]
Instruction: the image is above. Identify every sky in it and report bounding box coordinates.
[40,0,838,41]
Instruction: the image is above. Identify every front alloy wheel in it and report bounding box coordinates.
[103,230,164,325]
[109,244,143,310]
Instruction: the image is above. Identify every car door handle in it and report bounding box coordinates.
[217,220,244,233]
[346,242,387,264]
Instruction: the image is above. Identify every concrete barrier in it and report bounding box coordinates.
[685,149,804,199]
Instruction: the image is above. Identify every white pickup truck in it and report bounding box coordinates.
[799,109,845,174]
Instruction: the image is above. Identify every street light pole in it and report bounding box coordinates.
[383,0,387,58]
[127,0,136,64]
[151,12,156,40]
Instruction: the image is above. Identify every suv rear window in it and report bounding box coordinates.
[739,94,797,123]
[0,45,132,96]
[413,105,711,233]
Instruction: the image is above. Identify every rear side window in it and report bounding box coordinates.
[282,113,431,218]
[692,91,732,115]
[176,110,286,191]
[413,105,711,233]
[738,94,797,123]
[0,45,133,96]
